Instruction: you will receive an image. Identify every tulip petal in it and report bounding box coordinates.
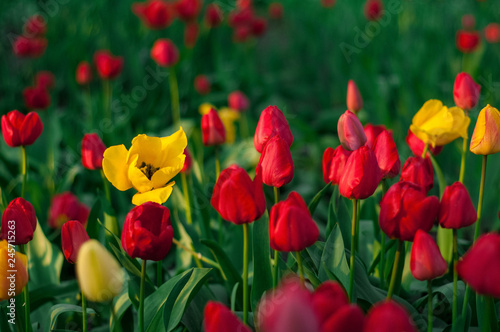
[103,145,133,191]
[131,182,175,205]
[159,127,188,165]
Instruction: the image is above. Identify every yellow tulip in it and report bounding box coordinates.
[199,103,216,115]
[470,105,500,155]
[102,128,187,205]
[218,107,240,144]
[0,240,28,301]
[76,240,124,302]
[410,99,470,147]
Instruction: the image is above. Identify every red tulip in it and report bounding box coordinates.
[400,156,434,192]
[337,110,367,151]
[379,181,439,241]
[233,25,252,42]
[339,145,381,200]
[485,23,500,43]
[202,108,226,146]
[322,145,352,185]
[456,30,481,53]
[269,191,319,252]
[12,36,47,58]
[268,3,283,20]
[410,230,447,281]
[237,0,252,10]
[1,110,43,147]
[373,129,400,179]
[76,61,93,85]
[347,80,363,113]
[254,105,293,153]
[229,8,254,28]
[122,202,174,261]
[364,0,383,21]
[93,50,123,80]
[61,220,90,264]
[461,14,476,30]
[363,301,417,332]
[132,0,175,29]
[205,4,224,27]
[312,281,349,327]
[151,39,179,67]
[175,0,201,22]
[322,305,365,332]
[204,301,251,332]
[405,129,443,157]
[211,165,266,224]
[48,192,90,229]
[194,75,211,95]
[181,148,192,174]
[439,182,477,229]
[457,233,500,298]
[257,135,294,188]
[228,91,249,112]
[24,15,46,37]
[184,22,199,48]
[81,133,106,170]
[0,198,37,245]
[363,124,386,148]
[454,72,481,111]
[321,0,336,8]
[23,85,50,110]
[35,71,55,90]
[251,17,267,36]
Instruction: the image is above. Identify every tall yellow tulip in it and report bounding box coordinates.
[0,240,28,301]
[470,105,500,155]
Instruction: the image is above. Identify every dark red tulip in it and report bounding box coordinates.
[93,50,123,80]
[205,3,223,27]
[181,148,192,174]
[228,91,249,112]
[1,110,43,147]
[35,71,55,90]
[61,220,90,264]
[228,8,254,28]
[454,72,481,111]
[322,145,351,185]
[81,133,106,170]
[257,135,294,188]
[363,124,386,148]
[237,0,252,10]
[321,0,336,8]
[23,85,50,110]
[363,301,417,332]
[410,230,447,281]
[13,36,47,58]
[194,75,210,95]
[76,61,93,85]
[405,129,443,157]
[322,305,365,332]
[364,0,383,21]
[439,182,477,229]
[457,233,500,298]
[485,23,500,43]
[456,30,481,53]
[461,14,476,30]
[204,301,251,332]
[268,3,283,20]
[312,281,349,327]
[48,192,90,229]
[211,165,266,225]
[233,25,252,42]
[132,0,175,29]
[339,145,381,200]
[400,156,434,193]
[269,191,319,252]
[122,202,174,261]
[175,0,201,22]
[151,39,179,67]
[379,181,439,242]
[251,17,267,36]
[202,108,226,146]
[254,105,293,153]
[24,15,46,37]
[373,129,400,179]
[184,22,199,48]
[0,198,37,245]
[337,110,367,151]
[347,80,363,113]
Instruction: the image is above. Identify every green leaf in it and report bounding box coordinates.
[30,280,79,311]
[308,182,331,216]
[251,217,273,311]
[318,224,350,290]
[86,199,102,240]
[437,226,453,263]
[49,304,96,330]
[110,291,131,332]
[428,153,446,198]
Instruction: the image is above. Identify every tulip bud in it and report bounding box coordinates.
[35,71,55,90]
[76,240,124,302]
[470,105,500,155]
[439,182,477,229]
[1,110,43,147]
[346,80,363,113]
[205,4,224,28]
[218,107,240,144]
[337,110,367,151]
[176,0,202,22]
[269,191,319,252]
[268,3,284,20]
[312,281,349,327]
[257,135,294,188]
[462,14,475,30]
[339,146,381,200]
[228,90,249,112]
[454,73,481,111]
[379,181,439,241]
[194,75,211,95]
[373,129,400,179]
[61,220,90,264]
[364,0,383,21]
[485,23,500,43]
[400,156,434,192]
[13,36,47,58]
[24,15,46,37]
[23,85,51,110]
[211,165,266,224]
[76,61,93,85]
[0,240,28,301]
[254,105,293,153]
[410,230,448,281]
[82,133,106,170]
[251,17,267,37]
[184,22,199,49]
[322,145,351,185]
[405,129,443,157]
[322,305,365,332]
[93,50,123,80]
[151,39,179,67]
[49,192,90,228]
[0,198,37,245]
[132,0,174,29]
[181,148,192,174]
[202,108,226,146]
[204,301,251,332]
[363,124,385,148]
[456,30,481,53]
[364,301,417,332]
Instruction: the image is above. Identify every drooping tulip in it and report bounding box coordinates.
[405,129,443,157]
[372,129,400,179]
[48,192,90,228]
[254,105,293,153]
[0,198,37,245]
[202,108,226,146]
[151,39,179,67]
[322,145,352,185]
[363,301,417,332]
[228,90,249,112]
[410,230,448,281]
[23,85,51,110]
[439,182,477,229]
[453,72,481,111]
[337,110,367,151]
[204,301,251,332]
[0,240,28,301]
[257,135,294,188]
[194,75,211,95]
[1,110,43,147]
[469,104,500,155]
[61,220,90,264]
[399,156,434,192]
[93,50,123,80]
[76,61,93,85]
[132,0,175,29]
[346,80,363,113]
[81,133,106,170]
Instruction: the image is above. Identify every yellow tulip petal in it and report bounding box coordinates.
[219,107,241,121]
[128,154,154,193]
[150,155,185,188]
[158,127,188,166]
[129,134,163,166]
[131,183,175,205]
[412,100,444,127]
[199,103,216,115]
[103,145,133,191]
[470,105,500,155]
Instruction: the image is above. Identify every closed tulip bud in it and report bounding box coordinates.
[485,23,500,43]
[175,0,202,22]
[456,30,481,53]
[251,17,267,37]
[439,182,477,229]
[202,108,226,146]
[122,202,174,261]
[0,198,37,245]
[76,240,124,302]
[257,135,294,188]
[205,4,224,27]
[181,148,192,173]
[194,75,211,95]
[82,133,106,170]
[322,305,365,332]
[93,50,123,80]
[322,145,351,185]
[0,240,28,301]
[373,129,400,179]
[24,15,46,37]
[410,230,447,281]
[76,61,93,85]
[184,22,199,48]
[204,301,251,332]
[347,80,363,113]
[211,165,266,224]
[457,233,500,298]
[35,71,55,90]
[338,110,367,151]
[400,156,434,192]
[132,0,175,29]
[363,301,417,332]
[339,146,381,200]
[363,124,385,148]
[49,192,90,229]
[312,281,349,327]
[1,110,43,147]
[151,39,179,67]
[228,90,249,112]
[364,0,383,21]
[470,105,500,155]
[269,191,319,252]
[454,73,481,111]
[23,85,51,110]
[379,181,439,241]
[405,129,443,157]
[268,3,283,20]
[61,220,90,264]
[254,105,293,153]
[13,36,47,58]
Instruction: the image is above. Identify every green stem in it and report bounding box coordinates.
[387,240,403,301]
[82,292,87,332]
[380,234,386,289]
[452,229,458,328]
[169,67,180,125]
[19,244,31,332]
[21,146,27,199]
[215,147,220,181]
[459,136,468,183]
[349,199,358,302]
[421,143,429,159]
[103,80,112,120]
[172,238,220,269]
[139,260,147,332]
[242,223,249,324]
[273,187,280,289]
[156,261,162,287]
[180,173,192,225]
[84,86,93,129]
[274,186,279,204]
[101,170,112,204]
[296,251,305,287]
[428,280,433,332]
[239,112,249,139]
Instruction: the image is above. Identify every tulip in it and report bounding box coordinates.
[346,80,363,113]
[257,135,294,188]
[322,145,351,185]
[322,305,365,332]
[202,108,226,146]
[229,8,254,28]
[194,75,211,95]
[76,61,93,85]
[485,23,500,43]
[35,71,55,90]
[268,3,283,20]
[439,182,477,229]
[103,128,187,205]
[237,0,252,9]
[461,14,475,30]
[93,50,123,80]
[211,165,266,225]
[24,15,46,37]
[205,4,224,27]
[76,240,124,302]
[204,301,251,332]
[410,99,469,147]
[48,192,90,228]
[184,22,199,48]
[132,0,174,29]
[251,17,267,36]
[0,198,37,245]
[151,39,179,67]
[379,181,439,242]
[363,301,417,332]
[456,30,481,53]
[61,220,90,264]
[228,91,249,112]
[372,129,400,179]
[175,0,202,22]
[337,110,367,151]
[470,105,500,155]
[363,124,385,148]
[339,145,381,200]
[198,102,216,115]
[400,156,434,192]
[1,110,43,147]
[218,107,240,144]
[254,105,293,153]
[454,72,481,111]
[181,148,192,174]
[81,133,106,170]
[23,85,51,110]
[405,129,443,157]
[12,36,47,58]
[364,0,383,21]
[410,230,447,281]
[311,281,349,327]
[0,240,28,301]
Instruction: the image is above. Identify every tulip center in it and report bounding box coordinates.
[139,162,159,180]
